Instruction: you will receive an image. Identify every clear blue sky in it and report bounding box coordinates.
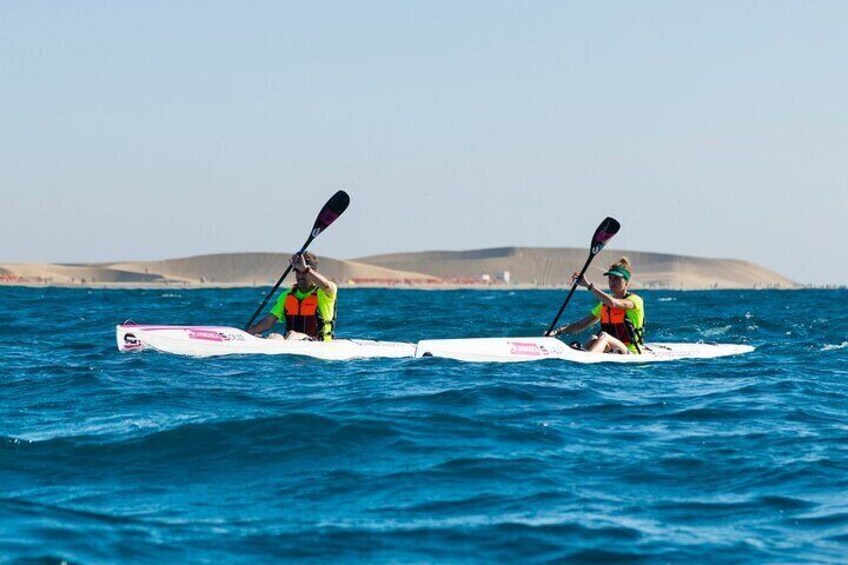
[2,2,846,284]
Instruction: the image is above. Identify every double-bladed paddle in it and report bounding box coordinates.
[544,217,621,336]
[244,190,350,331]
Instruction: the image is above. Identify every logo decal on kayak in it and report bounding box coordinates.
[220,332,245,342]
[187,329,225,342]
[123,333,142,350]
[509,342,544,356]
[185,329,246,342]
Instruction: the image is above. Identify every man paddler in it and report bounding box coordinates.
[247,253,337,341]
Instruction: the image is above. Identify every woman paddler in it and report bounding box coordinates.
[549,257,645,354]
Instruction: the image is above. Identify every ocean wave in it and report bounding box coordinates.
[4,287,848,563]
[3,413,411,470]
[700,325,732,338]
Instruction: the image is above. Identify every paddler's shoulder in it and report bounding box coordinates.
[319,281,338,300]
[275,287,293,301]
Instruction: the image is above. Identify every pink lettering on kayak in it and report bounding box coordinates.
[186,329,224,342]
[509,342,543,356]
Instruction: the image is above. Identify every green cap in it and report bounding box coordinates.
[603,265,631,281]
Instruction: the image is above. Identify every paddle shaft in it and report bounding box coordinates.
[545,253,594,336]
[243,235,314,331]
[242,190,350,332]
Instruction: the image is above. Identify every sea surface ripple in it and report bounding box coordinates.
[2,287,847,563]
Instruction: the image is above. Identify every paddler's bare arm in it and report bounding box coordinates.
[247,314,278,335]
[549,314,599,337]
[291,254,337,297]
[302,268,337,297]
[575,274,634,310]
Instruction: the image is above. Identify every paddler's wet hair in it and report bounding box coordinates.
[603,257,632,282]
[302,252,318,269]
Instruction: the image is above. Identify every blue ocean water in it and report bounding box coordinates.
[1,286,847,563]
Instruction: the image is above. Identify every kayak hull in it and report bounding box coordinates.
[414,337,754,363]
[117,326,754,363]
[116,324,416,360]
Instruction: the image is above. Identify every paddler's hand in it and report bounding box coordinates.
[290,253,308,273]
[572,272,590,288]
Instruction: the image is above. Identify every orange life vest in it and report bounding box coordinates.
[599,294,643,348]
[283,286,333,339]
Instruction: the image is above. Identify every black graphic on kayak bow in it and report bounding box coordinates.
[244,190,350,331]
[544,217,621,337]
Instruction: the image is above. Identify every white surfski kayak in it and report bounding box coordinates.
[413,337,754,363]
[116,324,416,360]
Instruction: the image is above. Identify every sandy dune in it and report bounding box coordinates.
[353,247,798,289]
[107,253,439,285]
[1,247,798,289]
[0,254,439,287]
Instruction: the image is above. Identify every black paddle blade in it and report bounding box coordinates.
[590,217,620,255]
[311,190,350,238]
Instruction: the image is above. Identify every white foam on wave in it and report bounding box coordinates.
[14,414,201,442]
[657,297,675,302]
[821,342,848,352]
[702,325,731,338]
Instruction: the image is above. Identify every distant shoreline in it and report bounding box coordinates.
[0,247,805,290]
[1,281,836,291]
